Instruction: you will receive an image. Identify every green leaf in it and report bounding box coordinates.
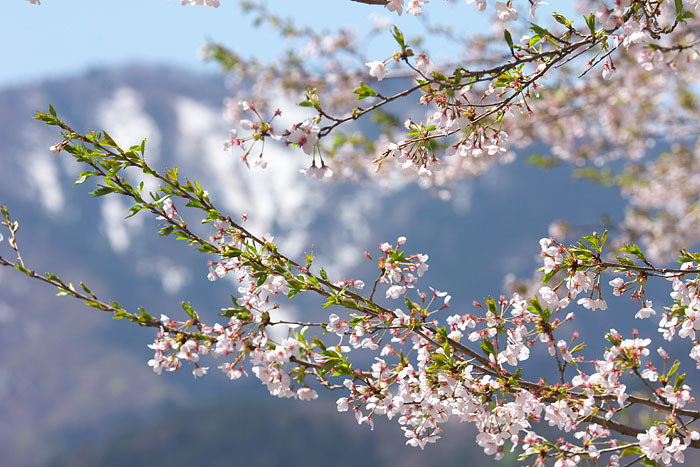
[530,24,550,37]
[453,68,463,87]
[615,255,636,267]
[159,225,175,236]
[620,445,643,457]
[585,13,596,36]
[431,353,449,367]
[33,110,59,125]
[667,359,680,380]
[541,268,558,284]
[181,301,200,322]
[113,310,130,320]
[73,171,92,186]
[573,167,613,185]
[674,372,686,391]
[100,132,118,148]
[677,249,700,263]
[529,35,542,48]
[485,298,498,316]
[552,12,571,26]
[525,153,561,169]
[442,338,451,358]
[504,29,514,51]
[392,25,405,49]
[91,186,115,197]
[480,338,495,356]
[125,205,143,219]
[46,272,60,282]
[353,82,378,100]
[620,243,648,263]
[307,275,321,289]
[138,307,154,322]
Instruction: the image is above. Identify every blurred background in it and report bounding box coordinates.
[0,1,679,466]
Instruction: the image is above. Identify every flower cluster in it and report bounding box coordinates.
[224,100,282,169]
[16,1,700,465]
[370,236,429,300]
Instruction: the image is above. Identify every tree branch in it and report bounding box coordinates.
[350,0,387,5]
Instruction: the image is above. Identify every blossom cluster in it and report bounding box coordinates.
[138,221,700,465]
[16,1,700,465]
[372,236,429,299]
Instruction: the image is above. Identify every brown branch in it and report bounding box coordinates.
[589,414,700,449]
[350,0,387,5]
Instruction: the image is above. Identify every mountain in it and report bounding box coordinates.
[47,397,516,467]
[0,63,670,466]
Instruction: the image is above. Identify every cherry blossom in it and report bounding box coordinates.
[287,119,320,155]
[180,0,220,6]
[465,0,486,12]
[406,0,427,16]
[385,0,404,15]
[10,1,700,465]
[494,1,517,21]
[365,60,388,81]
[635,300,656,319]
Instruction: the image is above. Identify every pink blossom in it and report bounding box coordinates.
[297,387,318,400]
[601,62,615,80]
[465,0,486,11]
[385,0,404,15]
[336,397,349,412]
[635,300,655,319]
[160,198,177,220]
[641,367,658,382]
[577,297,607,311]
[494,2,517,21]
[181,0,220,6]
[690,344,700,368]
[287,119,319,155]
[406,0,427,16]
[386,285,406,299]
[609,277,625,296]
[326,314,350,336]
[538,286,561,309]
[638,426,673,464]
[218,363,243,380]
[365,60,388,81]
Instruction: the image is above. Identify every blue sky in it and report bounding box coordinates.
[1,0,492,87]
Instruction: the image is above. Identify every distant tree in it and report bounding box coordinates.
[6,0,700,465]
